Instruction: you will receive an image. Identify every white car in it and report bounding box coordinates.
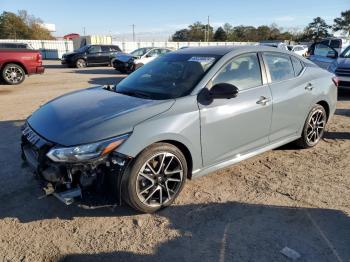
[112,47,173,73]
[291,45,308,56]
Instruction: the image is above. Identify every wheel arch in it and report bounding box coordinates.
[159,139,193,179]
[316,100,330,121]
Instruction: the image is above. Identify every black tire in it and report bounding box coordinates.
[1,63,26,85]
[295,104,327,148]
[75,59,87,68]
[122,143,187,213]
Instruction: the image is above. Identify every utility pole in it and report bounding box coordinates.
[207,16,210,42]
[83,27,86,36]
[131,24,136,42]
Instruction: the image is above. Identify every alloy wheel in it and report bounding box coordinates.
[306,109,326,145]
[136,152,184,207]
[4,66,24,84]
[76,59,86,68]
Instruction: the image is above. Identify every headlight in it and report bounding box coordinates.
[46,134,129,162]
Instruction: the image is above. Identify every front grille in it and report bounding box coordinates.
[335,67,350,77]
[21,122,53,165]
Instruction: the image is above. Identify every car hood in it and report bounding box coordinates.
[63,52,78,57]
[115,53,134,62]
[28,87,175,146]
[336,57,350,68]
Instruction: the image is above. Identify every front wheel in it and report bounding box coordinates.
[75,59,87,68]
[2,64,26,85]
[296,104,327,148]
[122,143,187,213]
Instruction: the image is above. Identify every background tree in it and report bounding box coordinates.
[0,10,54,40]
[0,11,30,39]
[213,27,227,41]
[333,10,350,36]
[303,17,331,41]
[172,29,190,41]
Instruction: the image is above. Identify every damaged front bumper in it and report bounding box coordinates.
[21,123,132,206]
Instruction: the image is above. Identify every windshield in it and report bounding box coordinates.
[131,48,152,57]
[75,45,89,52]
[340,46,350,58]
[116,53,220,100]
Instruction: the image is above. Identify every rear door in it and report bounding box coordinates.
[101,46,112,63]
[199,53,272,166]
[263,52,312,142]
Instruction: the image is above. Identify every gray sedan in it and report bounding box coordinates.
[22,46,337,213]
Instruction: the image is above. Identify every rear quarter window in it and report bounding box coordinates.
[291,56,304,76]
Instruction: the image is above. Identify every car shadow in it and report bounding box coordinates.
[338,86,350,101]
[335,108,350,117]
[0,120,349,261]
[44,64,66,69]
[71,68,122,75]
[324,131,350,140]
[60,203,350,261]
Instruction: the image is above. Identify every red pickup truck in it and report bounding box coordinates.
[0,48,45,85]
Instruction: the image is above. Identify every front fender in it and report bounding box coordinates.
[117,97,202,171]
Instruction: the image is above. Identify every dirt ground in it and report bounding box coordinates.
[0,61,349,262]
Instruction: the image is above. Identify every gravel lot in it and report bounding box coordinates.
[0,60,349,262]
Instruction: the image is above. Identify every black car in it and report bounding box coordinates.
[61,45,121,68]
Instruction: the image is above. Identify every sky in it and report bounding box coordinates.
[1,0,349,40]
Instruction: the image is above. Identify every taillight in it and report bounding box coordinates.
[37,53,42,62]
[332,76,339,87]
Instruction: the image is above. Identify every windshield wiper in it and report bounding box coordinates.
[117,90,152,99]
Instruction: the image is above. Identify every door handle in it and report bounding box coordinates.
[305,83,313,91]
[256,96,271,106]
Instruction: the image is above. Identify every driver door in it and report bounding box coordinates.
[86,45,102,64]
[199,53,272,166]
[308,43,338,69]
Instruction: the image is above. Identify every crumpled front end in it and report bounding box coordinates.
[21,122,131,205]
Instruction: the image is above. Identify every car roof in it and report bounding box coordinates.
[173,45,291,56]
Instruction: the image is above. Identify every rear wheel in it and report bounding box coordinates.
[122,143,187,213]
[296,104,327,148]
[2,64,26,85]
[75,59,86,68]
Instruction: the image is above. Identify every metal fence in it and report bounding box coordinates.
[0,39,257,59]
[0,39,74,59]
[113,41,257,53]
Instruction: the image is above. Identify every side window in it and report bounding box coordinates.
[291,56,304,76]
[101,46,111,52]
[88,46,102,53]
[314,43,335,57]
[330,40,341,49]
[147,49,161,57]
[264,53,295,82]
[111,45,121,52]
[213,53,262,91]
[160,49,170,54]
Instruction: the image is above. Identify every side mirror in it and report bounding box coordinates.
[327,50,338,59]
[210,83,239,99]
